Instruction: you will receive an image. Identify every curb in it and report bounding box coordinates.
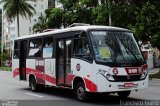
[148,68,159,74]
[149,78,160,81]
[151,78,160,81]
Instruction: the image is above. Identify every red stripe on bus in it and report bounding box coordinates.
[13,69,19,77]
[66,74,75,84]
[84,78,97,92]
[34,73,44,79]
[13,68,56,85]
[45,74,56,85]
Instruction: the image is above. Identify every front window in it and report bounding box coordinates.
[90,31,144,64]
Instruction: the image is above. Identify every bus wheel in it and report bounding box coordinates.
[117,91,131,98]
[30,77,38,92]
[75,82,87,101]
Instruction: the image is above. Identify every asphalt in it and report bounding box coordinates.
[0,70,160,106]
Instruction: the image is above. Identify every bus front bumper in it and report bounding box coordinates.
[97,76,148,92]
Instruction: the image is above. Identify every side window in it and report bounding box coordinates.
[73,33,91,61]
[28,38,42,57]
[43,37,53,58]
[13,41,19,58]
[73,38,89,55]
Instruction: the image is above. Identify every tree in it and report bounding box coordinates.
[55,0,94,27]
[0,0,36,37]
[45,8,64,28]
[45,0,160,49]
[33,14,48,33]
[128,0,160,49]
[0,41,9,66]
[92,4,108,25]
[0,9,2,37]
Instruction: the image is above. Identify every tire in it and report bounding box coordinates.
[117,91,131,98]
[30,77,38,92]
[75,82,87,101]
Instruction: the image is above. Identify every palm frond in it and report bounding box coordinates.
[1,0,36,37]
[1,0,36,19]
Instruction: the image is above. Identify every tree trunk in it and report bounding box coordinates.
[17,14,20,37]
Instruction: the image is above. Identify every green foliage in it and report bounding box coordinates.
[41,0,160,49]
[128,1,160,49]
[51,0,137,28]
[0,9,2,36]
[92,4,108,25]
[33,14,48,33]
[0,0,36,19]
[59,0,93,27]
[47,8,64,28]
[0,49,10,66]
[150,71,160,79]
[0,67,12,71]
[1,52,9,62]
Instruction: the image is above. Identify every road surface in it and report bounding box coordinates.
[0,71,160,106]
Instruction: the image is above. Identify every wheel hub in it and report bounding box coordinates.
[77,87,84,98]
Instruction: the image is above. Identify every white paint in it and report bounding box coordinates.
[25,93,44,98]
[15,26,129,40]
[45,59,56,86]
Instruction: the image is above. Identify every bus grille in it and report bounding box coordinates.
[112,75,141,82]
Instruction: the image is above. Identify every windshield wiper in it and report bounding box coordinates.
[127,48,140,63]
[116,35,140,63]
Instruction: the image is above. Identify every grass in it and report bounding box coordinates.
[0,67,12,71]
[149,71,160,79]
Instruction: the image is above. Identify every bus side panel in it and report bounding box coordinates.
[13,59,19,80]
[95,65,111,92]
[26,59,36,81]
[26,59,46,85]
[44,59,56,86]
[71,58,97,92]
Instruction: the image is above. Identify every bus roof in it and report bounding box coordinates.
[15,25,131,40]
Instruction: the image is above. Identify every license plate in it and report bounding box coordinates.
[124,83,134,88]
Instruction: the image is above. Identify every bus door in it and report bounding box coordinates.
[56,39,72,86]
[19,40,27,80]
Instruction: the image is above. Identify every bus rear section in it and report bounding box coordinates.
[12,26,148,101]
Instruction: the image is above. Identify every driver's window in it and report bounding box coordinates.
[73,33,91,61]
[73,38,90,55]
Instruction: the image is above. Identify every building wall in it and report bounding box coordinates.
[141,44,154,69]
[55,0,62,8]
[3,16,10,50]
[2,0,49,53]
[12,0,48,37]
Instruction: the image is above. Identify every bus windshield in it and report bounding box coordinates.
[90,31,144,63]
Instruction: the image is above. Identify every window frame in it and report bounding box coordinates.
[42,36,54,59]
[72,32,93,63]
[27,38,43,58]
[13,41,19,59]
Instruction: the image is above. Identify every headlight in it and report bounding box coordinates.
[140,69,148,79]
[98,69,115,81]
[106,73,111,79]
[106,73,114,81]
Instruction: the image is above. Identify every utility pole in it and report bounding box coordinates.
[108,0,112,26]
